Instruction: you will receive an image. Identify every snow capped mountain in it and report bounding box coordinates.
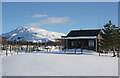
[2,26,66,42]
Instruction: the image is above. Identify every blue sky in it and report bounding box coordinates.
[2,2,118,34]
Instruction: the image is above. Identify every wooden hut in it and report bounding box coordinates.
[62,29,102,52]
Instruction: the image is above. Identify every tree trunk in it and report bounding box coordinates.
[15,46,17,52]
[113,47,116,57]
[20,45,23,54]
[37,43,39,52]
[98,49,100,56]
[36,43,38,52]
[64,48,66,53]
[117,49,119,57]
[17,47,19,54]
[6,47,8,56]
[17,45,19,54]
[26,43,29,52]
[10,44,13,55]
[29,43,31,52]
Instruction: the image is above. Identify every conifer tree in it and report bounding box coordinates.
[112,27,120,57]
[100,21,118,57]
[100,21,113,51]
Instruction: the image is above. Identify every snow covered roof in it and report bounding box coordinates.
[66,29,101,37]
[64,36,97,39]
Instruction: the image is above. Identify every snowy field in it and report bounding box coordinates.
[2,52,118,76]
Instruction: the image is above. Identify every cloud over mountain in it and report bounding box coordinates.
[28,17,69,27]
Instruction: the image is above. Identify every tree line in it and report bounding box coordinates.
[1,38,63,56]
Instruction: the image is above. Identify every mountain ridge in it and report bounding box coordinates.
[2,26,66,42]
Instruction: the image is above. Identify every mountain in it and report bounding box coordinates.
[2,26,66,42]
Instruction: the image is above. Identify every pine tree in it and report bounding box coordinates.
[116,29,120,57]
[112,27,120,57]
[110,25,117,57]
[100,21,117,57]
[100,21,120,57]
[100,21,113,51]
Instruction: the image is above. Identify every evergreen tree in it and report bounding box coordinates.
[100,21,113,51]
[112,27,120,57]
[100,21,119,57]
[116,29,120,57]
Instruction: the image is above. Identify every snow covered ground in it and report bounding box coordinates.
[2,52,118,76]
[1,46,118,76]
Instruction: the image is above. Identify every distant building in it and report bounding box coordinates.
[0,36,8,46]
[0,36,7,50]
[62,29,102,52]
[0,36,7,44]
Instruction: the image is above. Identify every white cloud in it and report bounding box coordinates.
[32,14,48,18]
[28,17,69,27]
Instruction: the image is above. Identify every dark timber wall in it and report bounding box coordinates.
[67,39,97,51]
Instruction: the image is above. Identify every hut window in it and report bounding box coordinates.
[88,40,94,47]
[71,42,74,46]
